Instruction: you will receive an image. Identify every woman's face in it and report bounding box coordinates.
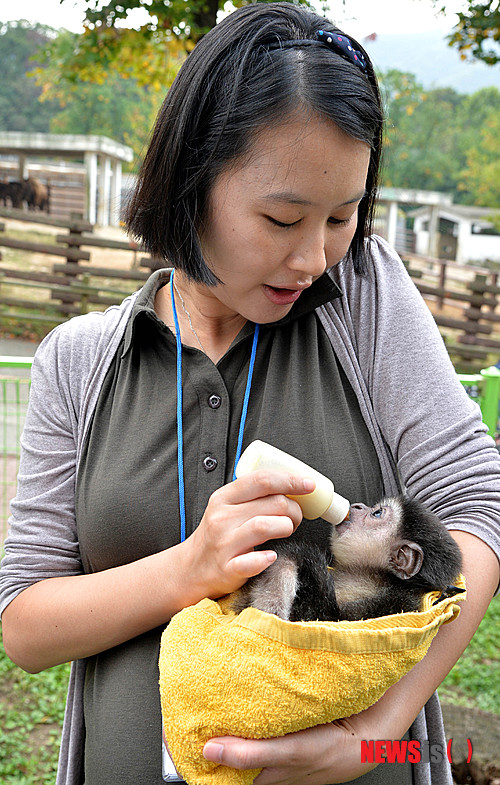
[200,114,371,324]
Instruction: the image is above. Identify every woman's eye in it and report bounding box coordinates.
[266,216,300,228]
[329,216,352,227]
[267,215,353,228]
[371,507,384,519]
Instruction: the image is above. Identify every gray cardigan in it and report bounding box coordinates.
[2,235,500,785]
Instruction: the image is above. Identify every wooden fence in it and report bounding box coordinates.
[402,252,500,371]
[0,208,154,328]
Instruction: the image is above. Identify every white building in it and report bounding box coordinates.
[411,204,500,264]
[0,131,133,227]
[376,187,453,255]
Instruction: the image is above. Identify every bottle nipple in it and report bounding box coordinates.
[322,491,350,525]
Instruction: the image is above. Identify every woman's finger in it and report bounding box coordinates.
[227,548,278,579]
[203,736,288,771]
[219,470,315,505]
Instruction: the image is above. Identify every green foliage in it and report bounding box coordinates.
[48,0,310,87]
[35,29,167,164]
[53,0,499,86]
[0,625,70,784]
[0,21,60,132]
[38,16,189,90]
[380,71,500,207]
[0,21,167,167]
[2,16,500,199]
[82,0,220,42]
[440,594,500,714]
[458,108,500,207]
[381,70,455,192]
[444,0,500,65]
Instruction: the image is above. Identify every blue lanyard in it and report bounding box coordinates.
[170,274,260,542]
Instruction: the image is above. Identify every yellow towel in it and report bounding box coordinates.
[159,576,465,785]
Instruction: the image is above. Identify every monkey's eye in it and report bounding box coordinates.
[371,507,384,519]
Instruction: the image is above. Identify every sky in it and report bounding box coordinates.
[0,0,469,38]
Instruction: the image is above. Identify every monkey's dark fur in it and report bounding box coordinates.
[231,495,463,622]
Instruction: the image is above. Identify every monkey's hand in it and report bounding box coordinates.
[181,470,313,601]
[202,716,381,785]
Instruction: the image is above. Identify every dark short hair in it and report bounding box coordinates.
[126,2,384,282]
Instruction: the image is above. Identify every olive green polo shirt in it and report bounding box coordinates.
[76,269,384,785]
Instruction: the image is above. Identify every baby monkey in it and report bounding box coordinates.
[231,496,463,622]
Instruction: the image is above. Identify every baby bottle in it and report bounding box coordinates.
[235,440,349,524]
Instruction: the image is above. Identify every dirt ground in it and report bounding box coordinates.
[442,702,500,768]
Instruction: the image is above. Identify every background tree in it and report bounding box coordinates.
[2,13,499,201]
[379,70,500,207]
[0,21,60,132]
[459,109,500,206]
[0,21,166,166]
[44,0,313,88]
[380,71,462,195]
[454,87,500,203]
[432,0,500,65]
[42,32,166,164]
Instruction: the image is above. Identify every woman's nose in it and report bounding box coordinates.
[287,234,328,278]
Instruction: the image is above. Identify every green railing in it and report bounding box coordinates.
[0,357,33,542]
[0,359,499,543]
[457,366,500,438]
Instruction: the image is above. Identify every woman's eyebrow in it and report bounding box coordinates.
[262,189,367,207]
[263,192,313,206]
[341,190,367,206]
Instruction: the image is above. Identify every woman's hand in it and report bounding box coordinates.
[183,470,314,601]
[203,714,380,785]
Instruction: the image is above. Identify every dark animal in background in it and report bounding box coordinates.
[5,181,26,209]
[231,496,463,622]
[24,177,50,212]
[0,177,50,212]
[0,182,9,206]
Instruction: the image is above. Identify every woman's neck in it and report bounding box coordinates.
[155,272,247,364]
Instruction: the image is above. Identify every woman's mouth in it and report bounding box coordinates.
[263,285,304,305]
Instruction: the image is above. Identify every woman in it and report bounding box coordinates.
[1,4,499,785]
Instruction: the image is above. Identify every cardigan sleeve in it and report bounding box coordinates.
[0,326,82,616]
[0,296,137,617]
[331,235,500,566]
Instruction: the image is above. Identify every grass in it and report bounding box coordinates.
[0,595,498,782]
[0,316,62,343]
[440,593,500,714]
[0,625,70,784]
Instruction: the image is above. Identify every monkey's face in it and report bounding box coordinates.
[331,500,401,571]
[330,498,425,581]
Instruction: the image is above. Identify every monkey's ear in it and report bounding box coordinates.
[389,540,424,580]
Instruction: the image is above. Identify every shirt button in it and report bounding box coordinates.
[208,394,222,409]
[203,455,218,472]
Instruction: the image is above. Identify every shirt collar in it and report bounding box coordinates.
[122,267,343,355]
